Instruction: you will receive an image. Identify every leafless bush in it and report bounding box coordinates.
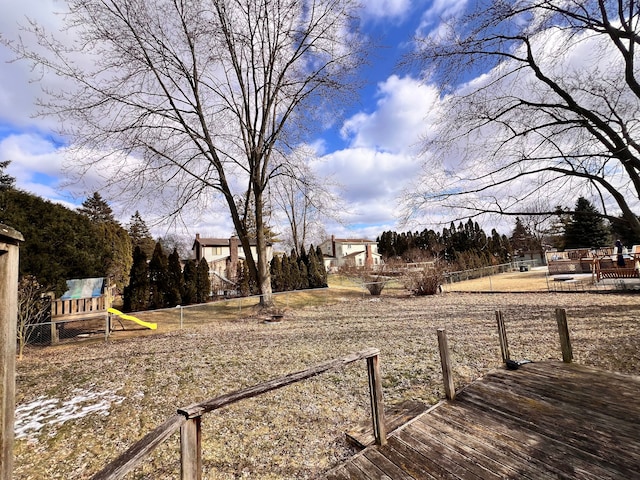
[405,265,444,296]
[339,264,389,296]
[17,276,51,359]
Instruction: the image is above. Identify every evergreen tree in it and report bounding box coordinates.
[316,245,328,287]
[127,211,156,258]
[288,250,302,290]
[564,197,611,249]
[123,246,149,312]
[0,160,16,190]
[78,192,116,224]
[166,248,183,306]
[280,252,292,291]
[510,217,539,255]
[182,259,198,305]
[0,188,107,295]
[307,245,323,288]
[196,257,210,303]
[96,221,133,294]
[148,242,169,309]
[270,255,284,292]
[237,261,250,297]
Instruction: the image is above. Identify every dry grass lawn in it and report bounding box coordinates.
[13,281,640,479]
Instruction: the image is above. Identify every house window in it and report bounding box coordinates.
[211,247,223,255]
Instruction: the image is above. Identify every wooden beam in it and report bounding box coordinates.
[437,329,456,401]
[366,354,387,446]
[180,417,202,480]
[0,224,23,480]
[179,347,380,418]
[496,310,510,363]
[555,308,573,363]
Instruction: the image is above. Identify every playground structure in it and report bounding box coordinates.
[50,278,156,344]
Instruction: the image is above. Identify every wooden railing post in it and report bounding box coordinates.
[555,308,573,363]
[180,416,202,480]
[495,310,510,364]
[0,224,23,480]
[437,328,456,401]
[366,354,387,446]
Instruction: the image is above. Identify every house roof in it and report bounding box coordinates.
[333,238,377,244]
[193,236,259,249]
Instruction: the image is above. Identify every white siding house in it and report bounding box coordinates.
[318,235,383,271]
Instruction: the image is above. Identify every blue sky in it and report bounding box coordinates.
[0,0,472,241]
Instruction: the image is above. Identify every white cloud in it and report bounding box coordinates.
[360,0,413,21]
[340,75,440,155]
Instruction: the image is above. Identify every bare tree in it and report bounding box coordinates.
[404,0,640,238]
[271,148,344,256]
[8,0,366,306]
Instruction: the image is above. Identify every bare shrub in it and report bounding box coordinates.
[17,276,51,359]
[405,265,444,296]
[339,264,389,296]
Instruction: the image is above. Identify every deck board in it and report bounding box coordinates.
[326,362,640,479]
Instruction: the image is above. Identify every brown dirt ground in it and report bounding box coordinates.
[13,285,640,479]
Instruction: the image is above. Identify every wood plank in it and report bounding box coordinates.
[415,410,553,479]
[350,455,393,480]
[362,449,416,480]
[347,401,428,448]
[328,362,640,479]
[436,401,616,479]
[459,382,640,475]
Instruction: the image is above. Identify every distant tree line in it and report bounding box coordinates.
[377,220,516,271]
[379,197,639,272]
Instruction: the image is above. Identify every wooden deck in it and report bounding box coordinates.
[326,361,640,479]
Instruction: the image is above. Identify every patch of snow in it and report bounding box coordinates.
[14,389,125,439]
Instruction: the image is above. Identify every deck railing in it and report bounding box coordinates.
[91,347,385,480]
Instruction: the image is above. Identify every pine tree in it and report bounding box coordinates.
[148,242,169,309]
[237,261,250,297]
[316,245,328,287]
[166,248,183,306]
[270,255,284,292]
[123,246,150,312]
[128,211,156,258]
[182,259,197,305]
[78,192,116,224]
[0,160,15,190]
[280,253,292,291]
[306,245,323,288]
[564,197,611,249]
[196,257,210,303]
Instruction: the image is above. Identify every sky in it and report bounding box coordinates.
[0,0,474,244]
[3,0,629,247]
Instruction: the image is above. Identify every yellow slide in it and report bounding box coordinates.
[108,308,157,330]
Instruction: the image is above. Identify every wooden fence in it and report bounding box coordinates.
[91,347,385,480]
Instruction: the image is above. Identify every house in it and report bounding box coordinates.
[318,235,383,271]
[192,234,273,293]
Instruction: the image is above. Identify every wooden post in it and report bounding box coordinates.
[0,224,23,480]
[555,308,573,363]
[366,354,387,446]
[180,416,202,480]
[495,310,510,363]
[437,328,456,401]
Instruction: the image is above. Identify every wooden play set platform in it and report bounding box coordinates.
[326,360,640,479]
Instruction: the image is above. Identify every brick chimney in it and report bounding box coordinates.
[195,233,201,260]
[331,235,336,258]
[365,244,373,268]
